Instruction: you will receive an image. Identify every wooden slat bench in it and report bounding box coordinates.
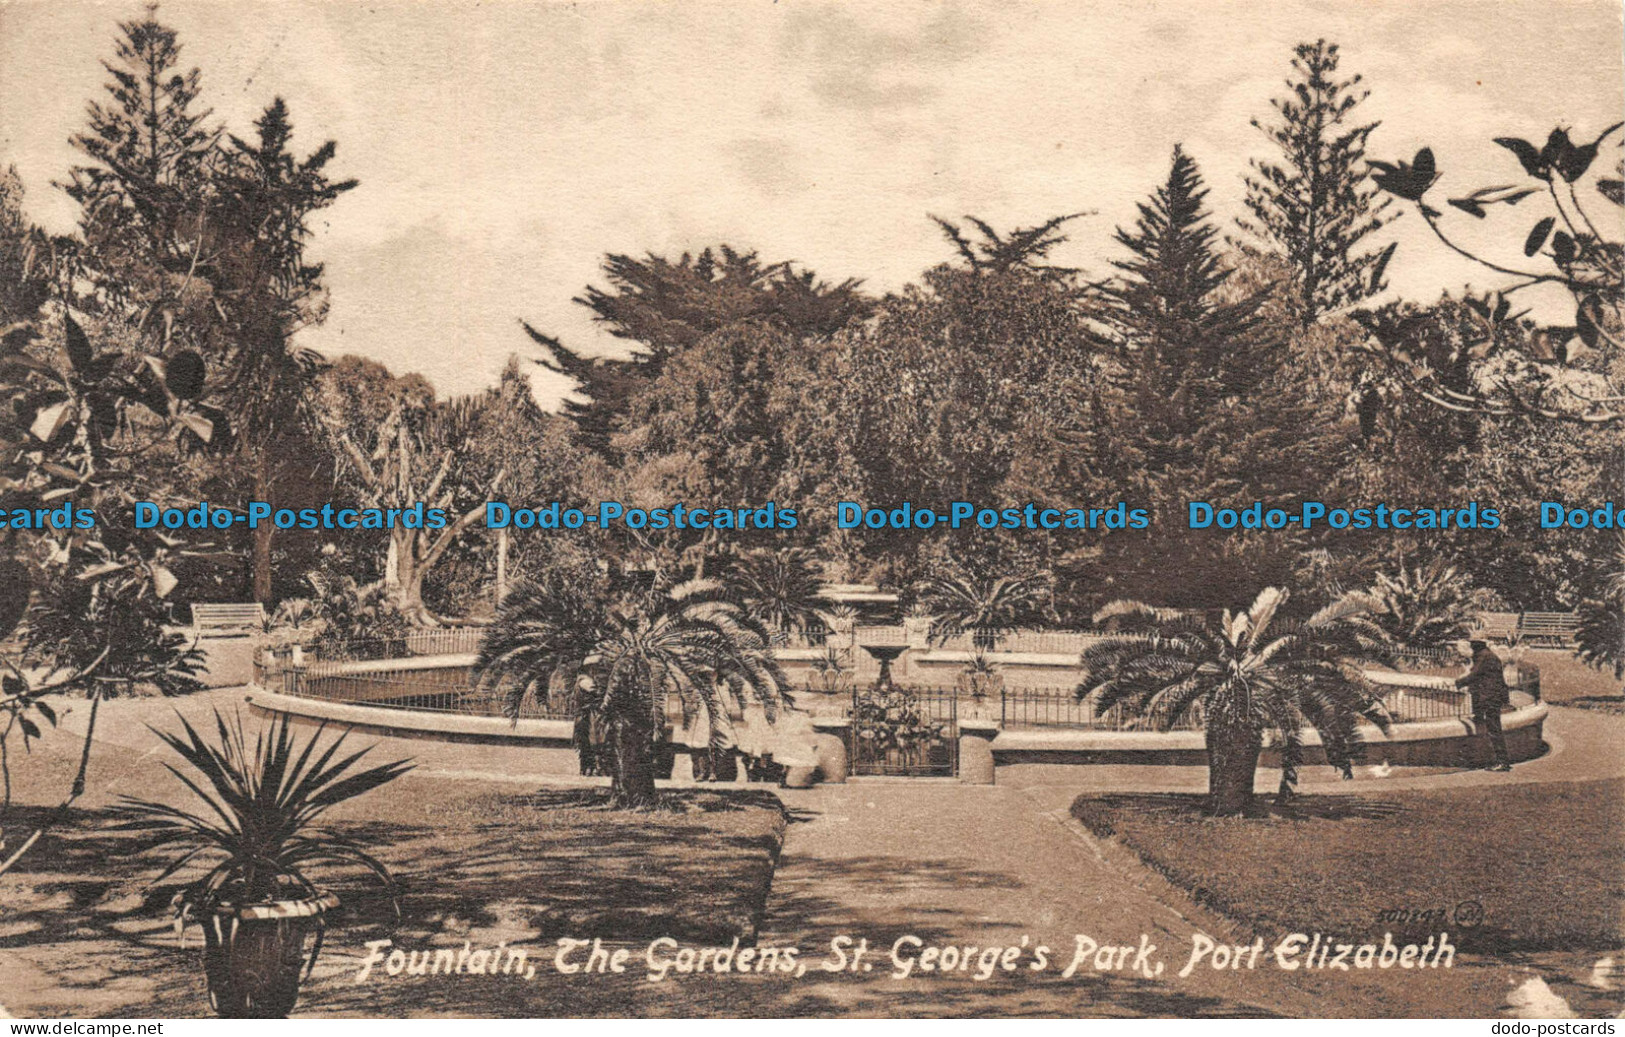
[191,602,266,635]
[1517,612,1579,647]
[1471,612,1522,643]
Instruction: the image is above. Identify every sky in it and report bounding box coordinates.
[1,0,1621,409]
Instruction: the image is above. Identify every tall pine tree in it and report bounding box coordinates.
[1083,147,1322,609]
[1239,39,1394,327]
[214,98,357,603]
[61,8,216,297]
[1104,144,1269,451]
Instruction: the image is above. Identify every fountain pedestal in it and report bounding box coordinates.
[859,643,907,690]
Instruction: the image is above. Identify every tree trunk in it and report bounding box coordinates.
[1204,717,1264,817]
[494,527,508,608]
[253,522,273,605]
[397,573,434,626]
[608,716,659,809]
[381,532,437,626]
[252,455,273,604]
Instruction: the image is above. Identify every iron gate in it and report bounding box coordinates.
[849,684,959,777]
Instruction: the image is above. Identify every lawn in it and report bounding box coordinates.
[1071,779,1625,955]
[1528,650,1624,714]
[327,784,788,941]
[0,779,788,1017]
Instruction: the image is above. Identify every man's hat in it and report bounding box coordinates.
[1469,639,1489,652]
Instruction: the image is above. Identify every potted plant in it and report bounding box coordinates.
[114,710,412,1018]
[955,651,1004,720]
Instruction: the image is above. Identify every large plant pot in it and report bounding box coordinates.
[202,892,338,1018]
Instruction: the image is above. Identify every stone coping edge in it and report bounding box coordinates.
[992,701,1548,752]
[246,689,575,741]
[247,689,1547,754]
[300,653,478,676]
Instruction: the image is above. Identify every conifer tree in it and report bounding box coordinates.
[214,98,357,603]
[524,247,868,456]
[1239,39,1394,326]
[1081,147,1325,609]
[0,169,51,325]
[1104,144,1269,440]
[61,8,216,284]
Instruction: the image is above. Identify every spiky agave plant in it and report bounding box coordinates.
[112,710,412,924]
[476,572,790,807]
[1078,588,1394,816]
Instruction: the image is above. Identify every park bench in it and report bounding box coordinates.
[1470,612,1521,643]
[190,602,266,635]
[1517,612,1579,648]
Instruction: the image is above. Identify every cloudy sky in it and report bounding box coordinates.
[2,0,1621,407]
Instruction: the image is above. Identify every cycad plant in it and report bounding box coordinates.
[1365,556,1499,650]
[1576,531,1625,680]
[913,563,1053,650]
[475,568,789,807]
[721,547,829,643]
[1078,588,1392,816]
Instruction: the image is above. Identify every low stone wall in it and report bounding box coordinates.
[774,647,1085,692]
[252,661,1550,790]
[245,689,581,772]
[905,650,1082,690]
[989,699,1550,788]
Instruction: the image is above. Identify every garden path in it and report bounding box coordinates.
[748,780,1556,1017]
[11,691,1620,1017]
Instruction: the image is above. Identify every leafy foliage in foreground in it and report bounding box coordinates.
[113,710,412,921]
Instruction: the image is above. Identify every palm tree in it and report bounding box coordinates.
[1365,556,1498,650]
[473,569,789,807]
[721,548,829,643]
[912,564,1053,650]
[1077,588,1392,816]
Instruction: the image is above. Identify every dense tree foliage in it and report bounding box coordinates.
[3,14,1616,755]
[525,247,869,455]
[1239,39,1394,326]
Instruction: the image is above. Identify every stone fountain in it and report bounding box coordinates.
[860,643,906,690]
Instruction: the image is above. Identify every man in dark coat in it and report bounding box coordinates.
[1455,640,1511,771]
[573,710,597,776]
[573,675,605,777]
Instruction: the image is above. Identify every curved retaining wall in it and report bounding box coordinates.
[251,683,1549,788]
[246,689,581,769]
[987,698,1549,787]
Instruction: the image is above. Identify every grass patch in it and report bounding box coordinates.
[1072,779,1625,954]
[0,782,788,1017]
[1528,650,1624,714]
[333,784,790,944]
